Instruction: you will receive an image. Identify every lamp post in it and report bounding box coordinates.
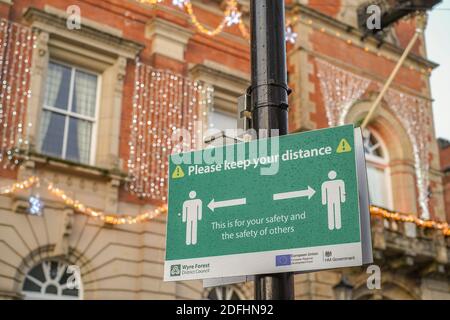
[249,0,293,300]
[333,274,354,300]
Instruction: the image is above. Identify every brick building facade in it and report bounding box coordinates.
[439,139,450,223]
[0,0,449,299]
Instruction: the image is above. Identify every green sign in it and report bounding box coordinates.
[164,125,368,281]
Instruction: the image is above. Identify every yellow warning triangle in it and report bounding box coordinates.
[172,166,185,179]
[336,138,352,153]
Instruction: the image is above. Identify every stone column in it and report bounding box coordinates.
[145,18,193,70]
[96,56,127,170]
[26,30,49,151]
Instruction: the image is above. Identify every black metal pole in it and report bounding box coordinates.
[248,0,294,300]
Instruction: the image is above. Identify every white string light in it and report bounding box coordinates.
[384,89,431,219]
[28,195,43,216]
[172,0,188,9]
[127,60,213,201]
[1,176,447,231]
[225,10,241,27]
[316,58,431,218]
[316,59,371,126]
[285,26,298,44]
[0,18,35,169]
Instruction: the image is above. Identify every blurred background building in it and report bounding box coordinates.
[0,0,449,300]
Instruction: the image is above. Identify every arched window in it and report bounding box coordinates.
[363,129,392,209]
[22,260,82,300]
[207,285,244,300]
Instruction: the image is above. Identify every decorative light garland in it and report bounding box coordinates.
[128,61,213,201]
[0,18,36,169]
[47,183,168,225]
[287,13,432,75]
[136,1,432,75]
[370,206,450,237]
[0,177,448,233]
[316,59,431,219]
[138,0,246,37]
[28,195,43,216]
[285,26,298,44]
[184,0,240,36]
[0,176,167,225]
[0,175,38,194]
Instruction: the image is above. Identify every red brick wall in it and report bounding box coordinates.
[308,0,341,18]
[2,1,438,216]
[0,2,11,19]
[440,144,450,222]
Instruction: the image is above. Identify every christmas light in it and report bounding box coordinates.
[384,89,431,219]
[47,183,168,225]
[138,0,162,4]
[0,18,35,169]
[172,0,188,9]
[370,206,450,237]
[137,1,431,75]
[285,26,298,44]
[127,60,213,201]
[0,176,38,195]
[0,177,448,232]
[28,195,43,216]
[225,11,241,27]
[288,13,432,75]
[316,58,431,218]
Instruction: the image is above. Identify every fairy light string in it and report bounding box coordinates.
[136,1,431,75]
[0,176,167,225]
[0,18,35,169]
[0,176,448,233]
[0,6,437,223]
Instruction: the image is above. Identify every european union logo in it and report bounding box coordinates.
[275,254,292,266]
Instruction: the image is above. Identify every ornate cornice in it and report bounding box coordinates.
[289,1,438,70]
[189,60,250,88]
[146,17,194,44]
[23,7,144,59]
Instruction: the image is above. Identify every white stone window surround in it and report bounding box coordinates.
[23,7,143,170]
[22,260,83,300]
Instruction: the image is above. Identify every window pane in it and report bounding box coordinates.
[367,165,389,208]
[44,62,72,110]
[23,278,41,292]
[28,263,46,282]
[72,70,97,117]
[66,117,92,164]
[38,110,65,158]
[22,260,82,300]
[210,111,237,132]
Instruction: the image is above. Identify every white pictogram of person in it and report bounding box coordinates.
[182,191,202,245]
[321,170,346,230]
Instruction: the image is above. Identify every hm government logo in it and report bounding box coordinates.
[170,264,181,277]
[324,250,333,259]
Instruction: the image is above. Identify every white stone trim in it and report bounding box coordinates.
[145,18,193,62]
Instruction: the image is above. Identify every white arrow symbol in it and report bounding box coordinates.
[208,198,246,212]
[273,186,316,201]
